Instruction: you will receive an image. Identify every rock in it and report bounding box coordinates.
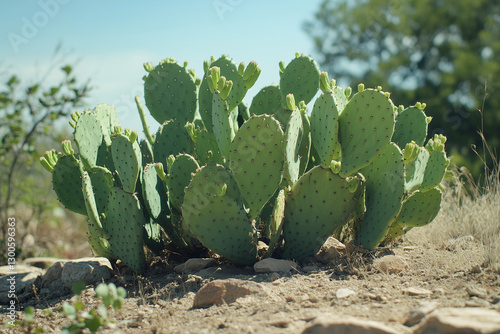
[445,235,475,251]
[192,278,266,309]
[42,257,113,290]
[413,307,500,334]
[403,287,433,296]
[0,264,45,305]
[314,237,345,263]
[404,302,437,326]
[374,255,408,274]
[173,258,216,274]
[336,288,356,299]
[466,284,488,298]
[254,258,298,273]
[23,257,69,269]
[302,314,400,334]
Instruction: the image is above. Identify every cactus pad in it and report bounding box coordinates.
[183,164,257,265]
[167,154,200,211]
[283,108,303,185]
[338,89,396,177]
[392,106,428,147]
[74,112,104,169]
[52,155,86,215]
[144,59,197,125]
[282,166,364,261]
[111,134,142,193]
[356,142,405,250]
[229,115,284,219]
[396,187,442,227]
[279,55,320,109]
[153,120,194,165]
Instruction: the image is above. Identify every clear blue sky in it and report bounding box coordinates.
[1,0,324,132]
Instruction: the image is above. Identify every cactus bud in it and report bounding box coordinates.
[285,93,296,111]
[129,131,138,143]
[403,141,420,164]
[69,120,76,129]
[319,72,331,92]
[113,126,122,135]
[143,62,154,73]
[124,127,132,138]
[217,76,227,92]
[345,86,352,99]
[329,160,341,174]
[243,61,258,81]
[279,60,286,73]
[426,116,432,124]
[185,122,198,143]
[347,176,360,193]
[39,156,54,173]
[420,102,427,110]
[188,68,196,80]
[62,140,74,156]
[155,162,167,181]
[215,183,227,197]
[295,52,300,58]
[244,67,261,90]
[358,83,365,93]
[238,62,245,76]
[298,101,307,114]
[376,85,383,91]
[70,112,79,123]
[166,154,175,173]
[330,78,336,87]
[332,142,342,160]
[183,61,188,68]
[207,67,220,93]
[220,80,233,100]
[203,60,211,73]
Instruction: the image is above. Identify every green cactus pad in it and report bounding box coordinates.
[212,91,234,159]
[88,166,114,215]
[183,164,257,265]
[279,55,320,109]
[143,218,164,255]
[396,187,442,227]
[310,87,347,168]
[356,142,405,250]
[92,104,120,146]
[105,187,147,274]
[52,155,86,215]
[74,112,104,170]
[153,120,194,165]
[229,115,285,219]
[194,130,224,165]
[338,89,396,178]
[283,108,303,185]
[392,106,428,147]
[250,84,291,127]
[144,60,197,125]
[282,166,364,261]
[167,154,199,211]
[405,146,430,192]
[267,189,285,256]
[199,56,247,130]
[299,113,312,174]
[139,139,154,167]
[111,134,142,193]
[420,145,448,192]
[141,163,164,220]
[238,100,250,124]
[81,171,114,259]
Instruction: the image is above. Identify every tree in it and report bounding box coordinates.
[0,61,91,254]
[304,0,500,178]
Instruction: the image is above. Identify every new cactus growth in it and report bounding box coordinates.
[41,53,449,270]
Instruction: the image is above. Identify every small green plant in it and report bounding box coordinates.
[59,282,126,333]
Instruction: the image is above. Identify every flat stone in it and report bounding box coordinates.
[0,264,45,305]
[466,284,488,298]
[302,314,400,334]
[314,237,345,264]
[336,288,356,299]
[403,287,433,296]
[22,257,69,269]
[404,302,437,326]
[374,255,408,274]
[192,278,266,309]
[173,258,216,274]
[254,258,298,273]
[413,307,500,334]
[42,257,113,290]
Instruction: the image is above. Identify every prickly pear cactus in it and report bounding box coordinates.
[111,132,142,193]
[183,164,257,265]
[143,58,198,125]
[282,166,364,261]
[166,154,199,211]
[229,115,285,219]
[392,105,429,147]
[279,54,320,109]
[74,112,104,170]
[338,87,396,178]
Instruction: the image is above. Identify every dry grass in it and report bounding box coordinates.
[407,165,500,271]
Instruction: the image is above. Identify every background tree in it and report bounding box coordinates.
[0,60,90,259]
[304,0,500,179]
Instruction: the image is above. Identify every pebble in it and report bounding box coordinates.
[254,258,298,273]
[336,288,356,299]
[192,278,266,309]
[302,314,400,334]
[403,287,433,296]
[374,255,408,274]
